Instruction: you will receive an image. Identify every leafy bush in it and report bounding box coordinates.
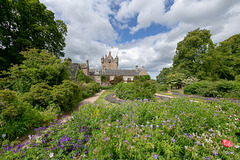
[109,76,123,85]
[157,83,168,91]
[81,82,99,98]
[115,80,156,100]
[51,80,83,112]
[0,89,60,141]
[21,83,53,109]
[5,49,70,93]
[184,80,240,99]
[184,81,210,95]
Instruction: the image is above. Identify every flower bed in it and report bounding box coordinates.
[1,98,240,159]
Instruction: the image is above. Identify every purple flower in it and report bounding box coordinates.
[184,133,187,136]
[197,136,200,139]
[21,155,25,158]
[204,118,206,121]
[156,125,159,128]
[145,134,147,138]
[153,153,158,159]
[171,138,175,143]
[196,141,201,145]
[104,137,108,141]
[188,135,192,138]
[212,150,217,156]
[51,147,55,151]
[109,154,111,158]
[161,132,164,135]
[206,124,208,126]
[169,125,172,128]
[205,157,210,160]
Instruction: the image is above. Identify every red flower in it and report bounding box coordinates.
[222,139,233,147]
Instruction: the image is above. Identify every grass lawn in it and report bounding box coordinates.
[94,89,113,104]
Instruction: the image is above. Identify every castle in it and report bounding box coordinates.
[69,51,148,85]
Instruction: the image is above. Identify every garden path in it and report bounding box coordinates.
[12,90,105,150]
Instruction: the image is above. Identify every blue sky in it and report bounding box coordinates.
[40,0,240,79]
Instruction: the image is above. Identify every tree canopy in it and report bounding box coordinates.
[0,0,67,70]
[157,29,240,86]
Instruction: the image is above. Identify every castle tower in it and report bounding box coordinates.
[101,51,118,70]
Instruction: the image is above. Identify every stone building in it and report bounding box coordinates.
[70,51,148,85]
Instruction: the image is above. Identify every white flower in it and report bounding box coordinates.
[28,135,31,139]
[147,121,149,124]
[2,134,6,138]
[49,153,54,158]
[235,145,239,148]
[185,146,188,149]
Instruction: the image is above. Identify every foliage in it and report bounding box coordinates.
[5,49,70,93]
[76,70,94,83]
[173,28,215,79]
[156,67,172,84]
[109,76,123,85]
[115,80,156,100]
[51,80,83,112]
[184,80,240,99]
[0,0,67,70]
[0,89,60,141]
[182,76,199,86]
[81,82,99,98]
[166,73,186,89]
[1,99,240,159]
[21,83,53,109]
[157,83,168,91]
[157,30,240,82]
[133,75,151,82]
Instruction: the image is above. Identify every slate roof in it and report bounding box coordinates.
[101,69,142,76]
[79,63,87,69]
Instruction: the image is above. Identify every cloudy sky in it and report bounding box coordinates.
[39,0,240,79]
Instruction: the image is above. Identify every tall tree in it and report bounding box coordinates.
[172,28,215,79]
[156,67,172,84]
[0,0,67,70]
[215,34,240,80]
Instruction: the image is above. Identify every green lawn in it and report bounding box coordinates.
[94,89,113,104]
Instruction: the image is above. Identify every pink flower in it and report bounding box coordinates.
[222,139,233,148]
[4,89,7,91]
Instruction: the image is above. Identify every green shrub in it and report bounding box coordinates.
[115,80,156,100]
[21,83,53,109]
[184,80,240,99]
[81,82,99,98]
[51,80,83,111]
[184,81,210,95]
[0,89,59,141]
[157,83,168,91]
[6,49,70,93]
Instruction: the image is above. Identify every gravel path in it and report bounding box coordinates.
[12,90,105,150]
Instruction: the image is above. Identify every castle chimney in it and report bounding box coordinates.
[109,51,111,57]
[86,60,89,75]
[136,65,138,70]
[142,66,146,71]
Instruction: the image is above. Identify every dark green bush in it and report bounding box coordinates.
[115,80,156,100]
[21,83,53,109]
[184,80,240,99]
[184,81,210,95]
[81,82,99,98]
[0,89,59,141]
[157,83,168,91]
[51,80,83,111]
